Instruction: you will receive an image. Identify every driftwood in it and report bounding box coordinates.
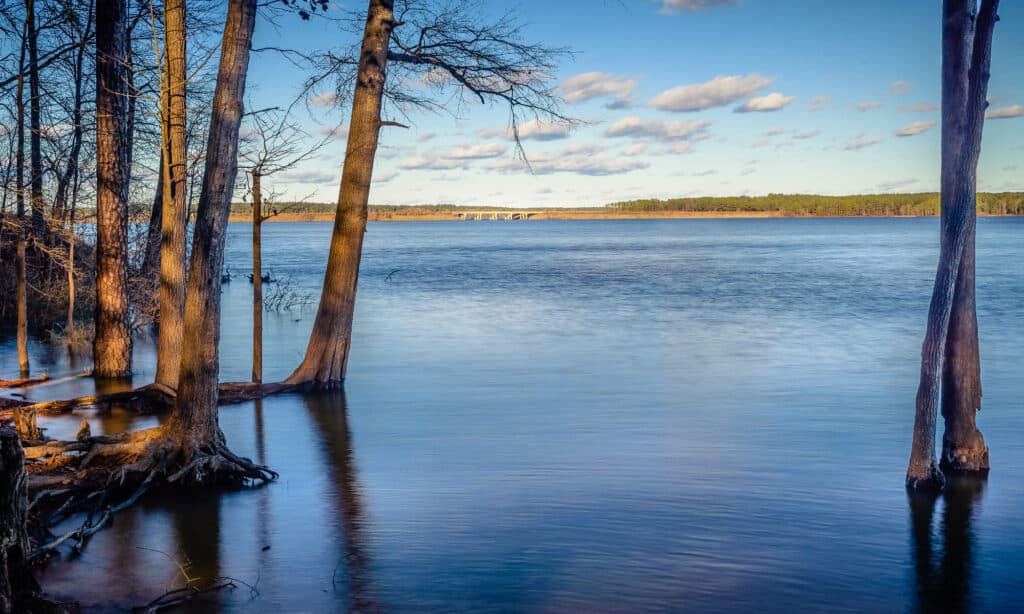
[0,375,49,389]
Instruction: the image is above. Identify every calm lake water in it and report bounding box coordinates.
[3,218,1024,612]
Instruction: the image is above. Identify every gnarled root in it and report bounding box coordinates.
[24,427,276,560]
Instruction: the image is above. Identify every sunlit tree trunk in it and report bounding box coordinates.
[94,0,133,378]
[165,0,256,447]
[155,0,189,390]
[251,167,263,383]
[286,0,395,388]
[15,13,29,378]
[26,0,45,237]
[907,0,998,489]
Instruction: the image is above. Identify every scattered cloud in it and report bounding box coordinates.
[764,128,794,136]
[894,120,936,137]
[318,126,349,140]
[877,178,917,191]
[898,103,940,113]
[279,169,337,184]
[851,102,883,111]
[484,147,648,176]
[738,167,756,176]
[734,92,795,113]
[808,96,830,111]
[480,119,572,141]
[374,170,397,183]
[647,74,772,112]
[559,72,636,108]
[446,143,508,159]
[890,81,912,95]
[843,135,883,150]
[309,92,338,107]
[986,105,1024,119]
[621,142,648,157]
[692,169,718,176]
[605,116,711,140]
[658,0,741,13]
[794,129,820,139]
[399,156,468,171]
[417,132,437,142]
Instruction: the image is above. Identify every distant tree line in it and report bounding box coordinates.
[606,193,1024,217]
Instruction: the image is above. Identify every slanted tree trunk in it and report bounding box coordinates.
[26,0,45,237]
[0,427,38,613]
[907,0,998,489]
[15,13,29,378]
[141,155,164,282]
[286,0,396,388]
[155,0,189,390]
[251,167,263,383]
[165,0,257,449]
[94,0,133,378]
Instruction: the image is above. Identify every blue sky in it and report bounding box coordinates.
[244,0,1024,207]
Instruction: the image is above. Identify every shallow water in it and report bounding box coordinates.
[2,218,1023,612]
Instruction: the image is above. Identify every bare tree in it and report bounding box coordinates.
[907,0,999,490]
[14,5,29,377]
[286,0,571,388]
[93,0,133,377]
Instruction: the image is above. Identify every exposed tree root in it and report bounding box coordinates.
[23,426,277,561]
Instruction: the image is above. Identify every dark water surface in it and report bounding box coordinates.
[3,218,1023,612]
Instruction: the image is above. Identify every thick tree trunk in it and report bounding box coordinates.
[26,0,45,237]
[155,0,189,390]
[907,0,998,489]
[165,0,256,447]
[286,0,396,388]
[0,427,38,613]
[94,0,133,378]
[252,168,263,383]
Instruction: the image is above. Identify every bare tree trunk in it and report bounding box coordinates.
[0,427,38,613]
[141,154,164,281]
[94,0,133,378]
[907,0,998,489]
[165,0,255,447]
[26,0,45,237]
[286,0,396,388]
[155,0,189,390]
[252,167,262,383]
[15,14,29,378]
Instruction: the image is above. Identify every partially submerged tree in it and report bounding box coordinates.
[93,0,133,378]
[907,0,999,490]
[286,0,571,388]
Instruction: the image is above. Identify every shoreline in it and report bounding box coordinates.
[226,210,1022,223]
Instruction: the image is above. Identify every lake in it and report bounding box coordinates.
[3,218,1023,612]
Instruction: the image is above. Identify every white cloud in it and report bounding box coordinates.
[894,120,936,137]
[559,72,636,107]
[279,169,337,184]
[399,156,468,170]
[658,0,740,14]
[808,96,830,111]
[374,170,397,183]
[446,143,508,159]
[898,103,940,113]
[794,129,820,139]
[851,102,883,111]
[622,143,648,156]
[843,136,883,151]
[692,169,718,176]
[480,119,572,141]
[986,105,1024,119]
[484,147,649,176]
[318,126,349,140]
[604,116,711,140]
[309,92,338,107]
[647,74,772,112]
[734,92,795,113]
[890,81,912,95]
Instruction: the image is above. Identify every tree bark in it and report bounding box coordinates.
[252,168,263,383]
[286,0,396,388]
[0,427,38,613]
[94,0,133,378]
[155,0,189,390]
[165,0,256,447]
[15,11,29,378]
[907,0,998,489]
[26,0,45,237]
[141,154,164,282]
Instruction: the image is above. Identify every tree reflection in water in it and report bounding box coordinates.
[909,475,986,614]
[302,390,382,613]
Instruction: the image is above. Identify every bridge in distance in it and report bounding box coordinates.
[455,211,540,220]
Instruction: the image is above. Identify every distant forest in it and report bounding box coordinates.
[606,193,1024,216]
[227,193,1024,217]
